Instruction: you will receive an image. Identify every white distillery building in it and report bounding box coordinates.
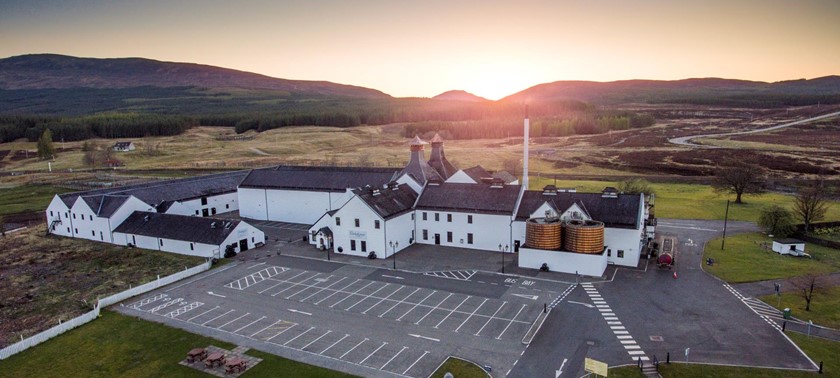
[308,182,417,259]
[113,211,265,258]
[237,166,407,224]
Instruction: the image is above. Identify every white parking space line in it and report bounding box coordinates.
[301,277,347,302]
[302,330,332,350]
[266,324,297,342]
[435,295,470,328]
[346,283,391,311]
[283,326,315,346]
[251,320,283,337]
[286,275,334,300]
[271,272,322,297]
[414,293,452,325]
[187,306,220,322]
[474,301,507,336]
[359,342,387,365]
[404,350,430,375]
[340,338,369,359]
[202,309,235,325]
[496,304,527,339]
[321,334,350,354]
[128,293,167,309]
[455,298,488,332]
[259,271,306,294]
[330,282,376,308]
[381,346,408,370]
[315,279,360,305]
[219,312,251,329]
[362,286,404,314]
[378,288,420,318]
[397,290,437,321]
[234,315,267,333]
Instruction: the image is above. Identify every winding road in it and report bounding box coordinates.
[669,110,840,148]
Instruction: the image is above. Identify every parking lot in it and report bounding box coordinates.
[117,255,569,377]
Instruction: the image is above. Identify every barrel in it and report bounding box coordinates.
[563,220,605,254]
[525,217,563,250]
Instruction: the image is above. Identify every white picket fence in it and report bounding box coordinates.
[0,260,212,360]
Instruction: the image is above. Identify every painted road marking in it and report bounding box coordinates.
[251,320,284,337]
[475,301,508,336]
[271,272,322,297]
[423,270,476,281]
[359,342,387,365]
[455,298,488,332]
[315,278,360,305]
[321,334,350,355]
[340,338,368,359]
[404,351,430,375]
[408,333,440,342]
[286,275,335,299]
[346,283,391,311]
[435,295,470,328]
[497,303,527,339]
[379,287,420,317]
[362,286,404,314]
[330,281,376,308]
[302,330,332,350]
[382,346,408,370]
[283,326,315,346]
[396,290,437,321]
[415,293,452,325]
[202,309,235,325]
[266,324,297,342]
[187,306,220,322]
[219,312,251,329]
[234,315,267,333]
[300,277,348,302]
[258,271,306,294]
[584,285,649,362]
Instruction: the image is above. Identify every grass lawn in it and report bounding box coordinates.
[610,331,837,377]
[528,178,840,223]
[760,286,840,329]
[0,184,72,216]
[703,233,840,283]
[430,356,489,378]
[0,311,355,377]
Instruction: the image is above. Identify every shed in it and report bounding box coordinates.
[113,141,136,152]
[772,238,806,256]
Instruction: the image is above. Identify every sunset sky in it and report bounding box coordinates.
[1,0,839,100]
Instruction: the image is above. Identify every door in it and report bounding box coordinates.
[202,208,209,217]
[514,240,520,252]
[211,207,217,215]
[239,239,249,251]
[434,234,440,245]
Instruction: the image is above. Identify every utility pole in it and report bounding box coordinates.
[721,200,730,250]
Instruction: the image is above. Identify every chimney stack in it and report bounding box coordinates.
[523,105,529,189]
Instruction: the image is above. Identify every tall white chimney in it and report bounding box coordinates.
[522,105,529,189]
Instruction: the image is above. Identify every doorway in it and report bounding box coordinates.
[202,208,209,217]
[434,234,440,245]
[239,239,249,251]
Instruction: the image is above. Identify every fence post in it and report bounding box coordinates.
[666,352,670,364]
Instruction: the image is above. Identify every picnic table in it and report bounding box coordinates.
[204,352,225,368]
[225,357,248,374]
[186,348,207,363]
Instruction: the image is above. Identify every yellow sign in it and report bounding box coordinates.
[584,357,608,377]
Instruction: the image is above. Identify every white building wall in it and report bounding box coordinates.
[239,187,354,224]
[222,222,266,252]
[308,213,334,247]
[46,196,72,237]
[396,175,422,193]
[329,196,385,259]
[604,227,644,267]
[772,242,805,255]
[445,170,477,184]
[112,232,220,258]
[415,210,512,252]
[109,197,155,233]
[238,188,269,220]
[69,198,111,243]
[518,247,607,277]
[166,192,238,217]
[384,212,414,257]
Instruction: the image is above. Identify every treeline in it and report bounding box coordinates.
[0,114,196,143]
[659,94,840,108]
[403,111,655,140]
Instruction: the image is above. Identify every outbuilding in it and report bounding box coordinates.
[112,141,135,152]
[772,239,807,256]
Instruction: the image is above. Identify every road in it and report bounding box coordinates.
[669,110,840,147]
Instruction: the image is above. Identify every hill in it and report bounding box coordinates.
[502,76,840,106]
[0,54,389,98]
[432,90,489,102]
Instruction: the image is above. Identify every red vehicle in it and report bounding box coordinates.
[657,252,674,269]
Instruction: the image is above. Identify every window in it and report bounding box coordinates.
[91,230,95,236]
[411,230,415,240]
[447,214,452,222]
[336,217,341,226]
[100,231,103,241]
[195,210,200,215]
[422,229,428,240]
[361,241,367,252]
[375,220,380,229]
[447,232,453,243]
[160,239,164,246]
[74,228,78,234]
[251,237,254,242]
[190,243,194,251]
[201,197,208,205]
[435,213,440,222]
[351,240,357,251]
[66,227,70,233]
[50,211,53,217]
[211,208,217,215]
[422,212,427,221]
[411,213,415,220]
[132,235,136,245]
[65,212,69,218]
[355,218,360,227]
[73,213,76,219]
[607,249,611,257]
[90,215,93,221]
[617,250,625,258]
[226,204,230,209]
[468,215,473,224]
[467,233,473,244]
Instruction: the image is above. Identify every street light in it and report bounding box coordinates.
[499,243,509,274]
[326,235,332,261]
[389,240,399,270]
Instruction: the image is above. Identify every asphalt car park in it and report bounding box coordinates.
[117,254,572,377]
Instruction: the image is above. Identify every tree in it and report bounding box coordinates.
[36,129,56,160]
[793,275,821,312]
[758,205,795,237]
[712,160,765,204]
[83,143,100,168]
[794,182,829,232]
[618,178,653,195]
[0,214,5,237]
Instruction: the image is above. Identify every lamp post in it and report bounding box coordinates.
[327,235,332,261]
[499,243,509,274]
[389,241,399,270]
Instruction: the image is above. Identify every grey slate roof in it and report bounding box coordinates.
[79,194,133,218]
[428,135,457,180]
[416,182,521,215]
[399,150,442,185]
[353,183,418,219]
[59,171,247,208]
[239,166,400,192]
[114,211,242,245]
[516,191,641,228]
[491,171,517,184]
[462,165,493,182]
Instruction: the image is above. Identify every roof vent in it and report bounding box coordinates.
[224,221,232,229]
[602,187,619,198]
[143,215,150,222]
[372,188,381,196]
[543,185,558,195]
[427,179,441,186]
[210,222,217,229]
[490,178,505,188]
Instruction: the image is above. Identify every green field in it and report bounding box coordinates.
[0,311,356,378]
[760,286,840,329]
[0,184,72,216]
[703,233,840,283]
[430,357,489,378]
[529,178,840,223]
